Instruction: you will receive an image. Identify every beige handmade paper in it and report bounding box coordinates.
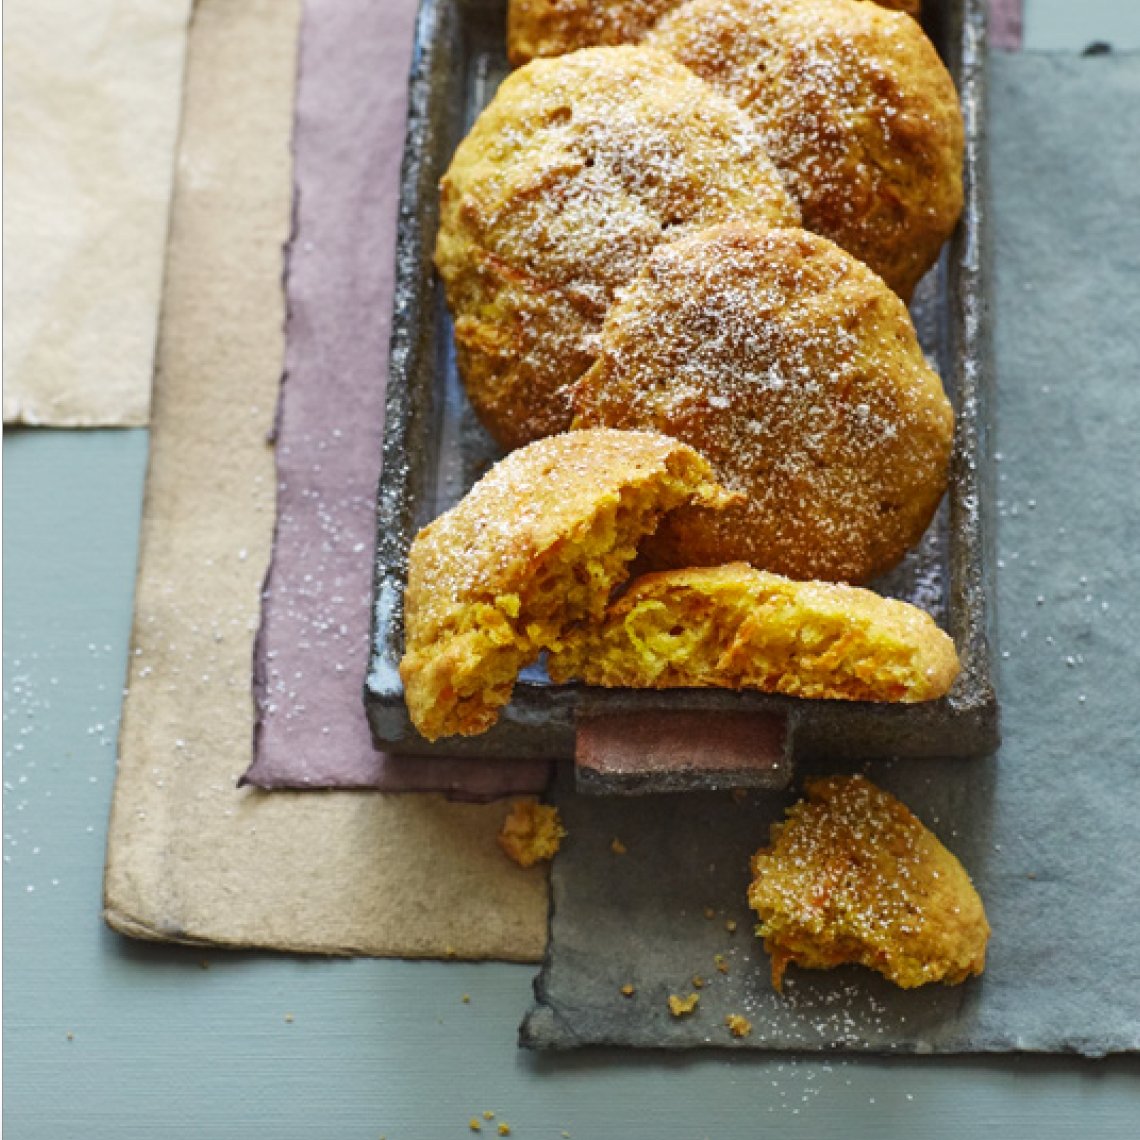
[3,0,192,426]
[104,0,548,962]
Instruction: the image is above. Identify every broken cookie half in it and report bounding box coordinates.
[749,775,989,991]
[548,563,960,702]
[399,428,735,740]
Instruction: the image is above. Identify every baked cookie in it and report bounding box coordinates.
[435,46,799,450]
[399,428,734,740]
[749,775,990,990]
[647,0,962,299]
[507,0,920,65]
[572,224,954,583]
[507,0,681,64]
[548,563,960,702]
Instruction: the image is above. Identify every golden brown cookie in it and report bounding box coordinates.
[647,0,962,299]
[572,224,954,583]
[507,0,920,65]
[749,775,990,990]
[399,428,734,740]
[435,46,800,450]
[507,0,682,64]
[548,563,960,701]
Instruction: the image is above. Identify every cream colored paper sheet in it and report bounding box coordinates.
[103,0,548,962]
[3,0,192,426]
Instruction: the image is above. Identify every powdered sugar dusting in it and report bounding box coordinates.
[648,0,963,297]
[436,45,800,445]
[576,224,954,583]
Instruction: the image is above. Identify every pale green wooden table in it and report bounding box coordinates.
[5,5,1140,1136]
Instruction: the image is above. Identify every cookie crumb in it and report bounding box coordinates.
[469,1119,482,1133]
[483,1111,495,1120]
[497,1125,511,1136]
[714,954,729,975]
[462,994,471,1004]
[610,837,627,855]
[498,801,566,867]
[620,983,635,997]
[691,975,705,989]
[703,906,716,920]
[66,1031,74,1041]
[284,1013,294,1024]
[725,1013,752,1038]
[724,919,738,934]
[668,992,700,1017]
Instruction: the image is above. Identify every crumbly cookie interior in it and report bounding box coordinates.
[403,472,715,740]
[548,564,959,703]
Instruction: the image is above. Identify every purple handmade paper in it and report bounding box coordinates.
[245,0,550,797]
[988,0,1023,52]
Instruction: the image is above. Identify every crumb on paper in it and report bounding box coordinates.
[724,919,738,934]
[284,1013,294,1023]
[445,945,457,959]
[497,801,566,867]
[498,1125,511,1136]
[691,974,705,989]
[66,1031,74,1041]
[483,1110,495,1120]
[714,954,729,975]
[462,994,471,1004]
[703,906,716,920]
[668,992,700,1017]
[620,983,635,997]
[469,1119,482,1133]
[610,837,627,855]
[725,1013,752,1038]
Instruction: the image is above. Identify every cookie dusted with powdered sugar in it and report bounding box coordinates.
[399,429,735,740]
[573,224,954,583]
[434,46,799,450]
[647,0,961,299]
[507,1,920,67]
[749,776,989,990]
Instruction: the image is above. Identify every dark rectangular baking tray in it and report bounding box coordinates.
[365,0,999,769]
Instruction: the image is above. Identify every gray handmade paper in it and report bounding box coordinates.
[521,51,1140,1056]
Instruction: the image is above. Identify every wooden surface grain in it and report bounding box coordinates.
[5,3,1140,1137]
